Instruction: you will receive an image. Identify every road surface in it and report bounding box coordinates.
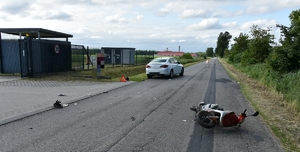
[0,59,283,152]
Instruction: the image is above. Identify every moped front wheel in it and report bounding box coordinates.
[196,111,216,128]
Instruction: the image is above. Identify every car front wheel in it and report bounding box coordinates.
[169,70,174,78]
[180,68,184,76]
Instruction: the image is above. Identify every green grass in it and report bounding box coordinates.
[32,57,206,82]
[219,58,300,152]
[233,62,300,112]
[99,57,205,82]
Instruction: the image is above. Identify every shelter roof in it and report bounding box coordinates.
[0,28,73,39]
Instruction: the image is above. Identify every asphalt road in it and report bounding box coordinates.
[0,59,284,152]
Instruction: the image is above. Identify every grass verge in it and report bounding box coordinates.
[28,58,206,82]
[219,58,300,152]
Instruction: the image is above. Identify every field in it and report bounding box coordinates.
[33,57,205,82]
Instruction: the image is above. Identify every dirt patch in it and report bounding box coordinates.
[219,59,300,152]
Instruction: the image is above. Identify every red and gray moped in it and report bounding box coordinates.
[190,102,259,128]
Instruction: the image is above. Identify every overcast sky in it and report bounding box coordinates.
[0,0,299,52]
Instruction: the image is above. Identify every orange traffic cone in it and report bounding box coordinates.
[120,75,127,82]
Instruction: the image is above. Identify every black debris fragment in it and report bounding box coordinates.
[53,100,69,108]
[54,100,63,108]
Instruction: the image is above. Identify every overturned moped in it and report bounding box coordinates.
[190,102,259,128]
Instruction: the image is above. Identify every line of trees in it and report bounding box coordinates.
[215,31,232,58]
[229,25,274,66]
[209,9,300,74]
[206,47,214,57]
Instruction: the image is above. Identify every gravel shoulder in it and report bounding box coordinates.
[0,78,135,125]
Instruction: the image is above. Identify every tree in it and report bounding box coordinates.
[223,48,230,58]
[228,33,249,63]
[206,47,214,57]
[197,52,207,59]
[215,31,232,58]
[267,9,300,73]
[241,25,274,65]
[180,53,193,59]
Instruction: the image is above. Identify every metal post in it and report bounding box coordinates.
[87,46,89,70]
[129,49,131,65]
[121,49,123,67]
[38,32,40,40]
[18,39,23,77]
[24,38,30,77]
[82,46,84,70]
[0,33,3,73]
[28,38,34,77]
[135,50,137,65]
[113,49,115,67]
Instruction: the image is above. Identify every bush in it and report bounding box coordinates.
[233,52,242,63]
[180,53,193,59]
[241,49,257,65]
[266,46,300,73]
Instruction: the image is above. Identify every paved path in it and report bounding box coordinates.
[0,76,135,125]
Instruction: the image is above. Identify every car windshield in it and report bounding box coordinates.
[151,58,167,63]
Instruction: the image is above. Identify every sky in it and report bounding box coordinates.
[0,0,299,53]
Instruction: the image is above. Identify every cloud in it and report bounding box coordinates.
[108,30,123,35]
[245,5,272,15]
[221,21,239,29]
[171,40,186,43]
[196,34,212,40]
[37,11,73,20]
[180,9,209,18]
[136,15,143,20]
[186,18,220,31]
[105,14,128,23]
[90,36,103,39]
[155,8,169,17]
[238,0,300,16]
[0,2,30,15]
[149,33,162,37]
[240,19,278,30]
[0,0,298,52]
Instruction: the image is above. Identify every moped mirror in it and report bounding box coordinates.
[252,111,259,116]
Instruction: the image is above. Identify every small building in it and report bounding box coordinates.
[157,50,197,57]
[101,47,135,65]
[0,28,73,77]
[157,51,184,57]
[190,53,198,57]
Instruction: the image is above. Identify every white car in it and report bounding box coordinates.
[146,57,184,79]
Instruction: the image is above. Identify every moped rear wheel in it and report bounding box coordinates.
[196,111,216,128]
